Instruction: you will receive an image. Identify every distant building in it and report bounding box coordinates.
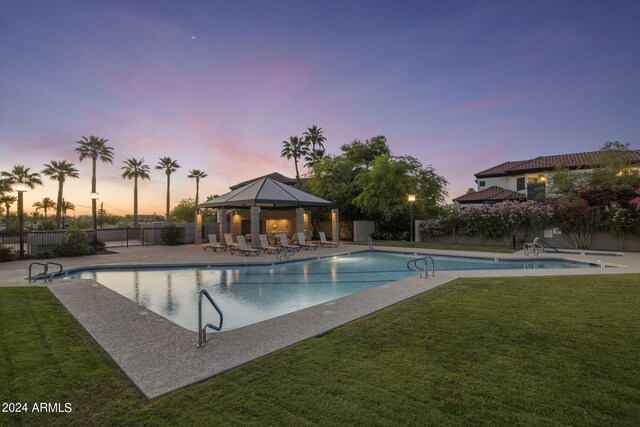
[454,149,640,207]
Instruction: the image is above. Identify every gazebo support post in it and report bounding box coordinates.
[250,206,260,249]
[295,208,305,238]
[331,209,339,243]
[218,208,228,240]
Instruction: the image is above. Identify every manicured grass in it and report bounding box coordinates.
[2,275,640,425]
[354,240,518,253]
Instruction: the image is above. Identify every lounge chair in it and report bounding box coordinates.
[296,232,318,250]
[317,231,339,248]
[202,234,226,252]
[224,233,238,251]
[259,234,282,254]
[277,233,301,252]
[230,235,260,256]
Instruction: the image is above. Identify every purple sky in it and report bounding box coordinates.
[1,0,639,215]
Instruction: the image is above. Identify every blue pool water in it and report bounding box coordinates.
[63,251,598,331]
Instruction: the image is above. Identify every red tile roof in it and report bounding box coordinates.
[475,150,640,178]
[453,186,526,204]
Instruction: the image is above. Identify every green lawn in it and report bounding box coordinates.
[1,275,639,426]
[354,240,518,253]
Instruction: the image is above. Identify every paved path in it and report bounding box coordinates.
[2,243,639,398]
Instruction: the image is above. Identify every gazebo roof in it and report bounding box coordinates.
[198,177,333,208]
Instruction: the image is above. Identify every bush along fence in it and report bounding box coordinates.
[419,199,640,251]
[0,224,188,260]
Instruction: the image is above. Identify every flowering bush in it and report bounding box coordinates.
[552,197,601,248]
[419,201,553,242]
[630,188,640,213]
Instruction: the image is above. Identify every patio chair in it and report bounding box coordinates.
[317,231,339,248]
[259,234,282,254]
[202,234,226,252]
[277,233,301,252]
[230,235,260,256]
[224,233,238,251]
[296,232,318,250]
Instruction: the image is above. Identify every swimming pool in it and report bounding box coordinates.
[62,251,599,331]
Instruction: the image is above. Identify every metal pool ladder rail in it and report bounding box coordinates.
[368,235,374,250]
[28,261,64,283]
[197,289,224,348]
[407,256,435,278]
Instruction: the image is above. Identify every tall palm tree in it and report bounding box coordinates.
[304,147,326,169]
[281,136,309,184]
[155,157,180,221]
[303,125,327,166]
[75,135,114,229]
[1,165,43,189]
[41,160,80,229]
[33,197,56,219]
[187,169,208,217]
[0,194,17,221]
[121,158,151,228]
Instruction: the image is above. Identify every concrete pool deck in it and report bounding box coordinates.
[2,243,640,399]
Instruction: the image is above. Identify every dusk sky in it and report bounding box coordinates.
[1,0,639,216]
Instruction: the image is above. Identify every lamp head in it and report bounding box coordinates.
[15,183,29,192]
[90,192,100,200]
[408,194,416,202]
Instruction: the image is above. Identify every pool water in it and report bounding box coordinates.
[64,251,598,331]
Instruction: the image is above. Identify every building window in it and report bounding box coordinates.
[479,181,486,187]
[517,177,525,191]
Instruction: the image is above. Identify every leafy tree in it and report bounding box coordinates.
[33,197,56,219]
[354,154,447,223]
[75,135,114,227]
[170,198,216,222]
[187,169,208,216]
[340,136,390,169]
[156,157,181,221]
[303,125,327,167]
[42,160,80,228]
[281,136,309,184]
[121,158,151,228]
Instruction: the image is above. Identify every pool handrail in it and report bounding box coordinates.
[28,261,64,283]
[407,256,435,278]
[368,235,374,250]
[197,289,223,348]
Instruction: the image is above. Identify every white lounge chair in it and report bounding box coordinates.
[259,234,282,254]
[296,232,318,250]
[224,233,238,250]
[318,231,339,248]
[202,234,226,252]
[230,235,260,256]
[277,233,301,252]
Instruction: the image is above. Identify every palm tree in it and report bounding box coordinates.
[303,125,327,166]
[33,197,56,219]
[61,200,75,227]
[1,165,43,189]
[75,135,114,228]
[187,169,208,217]
[41,160,80,229]
[304,147,326,169]
[121,158,151,228]
[281,136,309,184]
[155,157,181,221]
[0,194,17,221]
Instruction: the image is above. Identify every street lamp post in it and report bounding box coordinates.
[90,192,99,230]
[15,183,28,260]
[408,194,416,246]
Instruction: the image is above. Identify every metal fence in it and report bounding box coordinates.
[0,227,184,256]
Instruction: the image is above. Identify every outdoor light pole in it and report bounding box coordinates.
[90,192,99,230]
[15,183,28,260]
[408,194,416,246]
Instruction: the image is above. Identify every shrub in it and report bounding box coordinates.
[35,251,56,259]
[160,224,183,245]
[0,246,17,262]
[552,197,600,249]
[92,238,106,252]
[53,227,94,257]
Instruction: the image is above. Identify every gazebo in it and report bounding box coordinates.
[198,177,339,248]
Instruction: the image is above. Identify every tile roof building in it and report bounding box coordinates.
[454,149,640,206]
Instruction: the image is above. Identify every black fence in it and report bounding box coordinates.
[0,227,184,257]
